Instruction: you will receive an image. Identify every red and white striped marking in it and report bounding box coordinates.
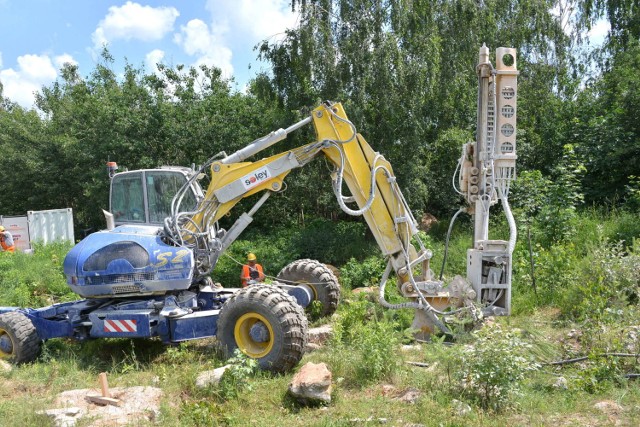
[104,319,138,333]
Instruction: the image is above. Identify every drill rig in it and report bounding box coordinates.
[0,46,517,371]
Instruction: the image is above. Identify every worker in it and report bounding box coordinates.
[0,226,16,253]
[240,252,265,287]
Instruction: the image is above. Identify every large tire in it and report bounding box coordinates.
[216,285,308,373]
[277,259,340,319]
[0,311,41,364]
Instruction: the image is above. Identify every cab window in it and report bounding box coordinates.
[146,171,197,224]
[111,172,145,222]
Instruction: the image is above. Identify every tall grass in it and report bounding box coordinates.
[0,242,75,308]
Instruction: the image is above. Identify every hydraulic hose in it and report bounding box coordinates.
[439,208,465,280]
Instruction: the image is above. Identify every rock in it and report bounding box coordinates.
[196,365,230,388]
[305,342,322,353]
[324,264,341,279]
[44,386,163,427]
[401,344,422,352]
[307,325,333,345]
[594,400,623,414]
[567,329,578,338]
[553,376,568,390]
[38,407,84,427]
[350,417,388,424]
[351,286,380,302]
[418,212,438,232]
[288,362,332,404]
[451,399,472,416]
[395,388,421,404]
[352,286,379,295]
[483,316,496,328]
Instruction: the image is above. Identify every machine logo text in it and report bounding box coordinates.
[241,167,271,189]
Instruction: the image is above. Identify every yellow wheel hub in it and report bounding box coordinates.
[234,312,274,358]
[0,328,14,359]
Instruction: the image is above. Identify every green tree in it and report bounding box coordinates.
[257,0,575,216]
[0,50,283,231]
[572,41,640,205]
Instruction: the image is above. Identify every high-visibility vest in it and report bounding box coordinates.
[0,231,15,253]
[240,263,264,286]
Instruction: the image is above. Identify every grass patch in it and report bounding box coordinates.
[1,209,639,425]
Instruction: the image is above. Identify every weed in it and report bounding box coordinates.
[217,349,259,401]
[562,240,640,321]
[454,324,540,412]
[327,298,400,387]
[179,400,226,426]
[339,255,386,291]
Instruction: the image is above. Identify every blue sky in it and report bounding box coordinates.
[0,0,299,109]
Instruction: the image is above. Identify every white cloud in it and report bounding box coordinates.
[54,53,77,69]
[0,54,63,108]
[92,1,179,49]
[174,19,233,77]
[16,54,57,82]
[171,1,296,80]
[145,49,165,72]
[205,0,297,41]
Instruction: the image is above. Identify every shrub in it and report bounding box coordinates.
[339,256,386,291]
[625,175,640,211]
[290,218,376,265]
[561,240,640,321]
[454,324,540,411]
[217,349,259,400]
[326,298,400,386]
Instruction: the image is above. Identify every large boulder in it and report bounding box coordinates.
[288,362,332,405]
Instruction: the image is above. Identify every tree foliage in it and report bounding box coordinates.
[0,1,638,235]
[257,0,574,215]
[1,51,281,230]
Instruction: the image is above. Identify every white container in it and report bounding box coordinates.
[27,208,75,246]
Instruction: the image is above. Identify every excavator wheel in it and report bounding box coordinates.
[216,285,308,373]
[277,259,340,319]
[0,311,41,364]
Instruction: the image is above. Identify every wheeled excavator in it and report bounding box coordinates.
[0,45,518,372]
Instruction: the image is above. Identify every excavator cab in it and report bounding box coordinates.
[109,167,203,227]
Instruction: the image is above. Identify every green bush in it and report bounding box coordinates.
[561,240,640,321]
[339,256,386,290]
[212,217,378,287]
[325,297,400,387]
[454,324,540,411]
[290,218,376,265]
[217,349,259,401]
[624,175,640,211]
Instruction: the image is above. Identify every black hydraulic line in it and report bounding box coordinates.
[439,208,465,280]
